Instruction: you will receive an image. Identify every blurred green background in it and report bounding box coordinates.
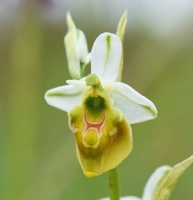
[0,1,193,200]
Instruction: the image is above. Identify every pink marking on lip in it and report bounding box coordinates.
[83,111,106,134]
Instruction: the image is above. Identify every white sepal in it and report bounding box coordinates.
[91,33,122,82]
[105,82,157,124]
[45,85,84,112]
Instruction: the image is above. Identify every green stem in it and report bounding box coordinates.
[108,167,120,200]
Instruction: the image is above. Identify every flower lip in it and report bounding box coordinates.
[84,171,98,178]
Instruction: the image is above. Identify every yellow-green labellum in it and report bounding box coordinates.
[68,74,133,177]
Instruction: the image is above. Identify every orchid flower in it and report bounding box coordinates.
[45,32,157,177]
[100,155,193,200]
[44,12,157,178]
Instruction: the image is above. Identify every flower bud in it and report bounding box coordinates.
[64,12,89,79]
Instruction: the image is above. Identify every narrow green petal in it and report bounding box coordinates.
[116,10,128,42]
[153,155,193,200]
[116,10,128,82]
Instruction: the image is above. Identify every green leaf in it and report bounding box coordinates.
[153,155,193,200]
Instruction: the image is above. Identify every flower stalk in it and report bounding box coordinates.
[108,168,120,200]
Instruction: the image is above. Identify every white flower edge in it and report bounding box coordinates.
[45,32,157,124]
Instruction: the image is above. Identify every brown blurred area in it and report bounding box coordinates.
[0,1,193,200]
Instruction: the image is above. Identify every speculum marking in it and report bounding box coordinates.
[83,111,106,134]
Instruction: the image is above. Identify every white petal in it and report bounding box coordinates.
[105,82,157,124]
[91,32,122,82]
[142,166,171,200]
[45,85,84,112]
[66,78,88,89]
